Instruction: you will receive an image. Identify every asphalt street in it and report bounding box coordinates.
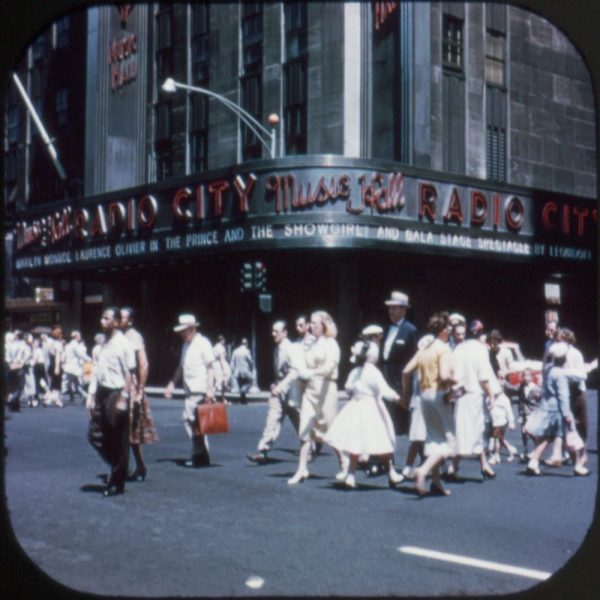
[2,392,599,599]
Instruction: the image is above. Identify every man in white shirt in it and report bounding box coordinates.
[86,307,135,497]
[247,320,301,463]
[6,330,30,412]
[165,314,216,467]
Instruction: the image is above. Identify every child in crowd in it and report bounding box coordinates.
[516,369,541,461]
[489,389,517,464]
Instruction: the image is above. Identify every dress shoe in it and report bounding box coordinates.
[574,465,591,477]
[103,485,124,497]
[335,470,349,482]
[344,474,357,489]
[246,451,268,464]
[481,468,496,480]
[127,467,147,482]
[287,469,309,485]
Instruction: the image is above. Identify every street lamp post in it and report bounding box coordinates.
[161,77,278,159]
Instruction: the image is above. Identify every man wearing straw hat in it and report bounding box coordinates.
[165,314,217,467]
[381,291,418,436]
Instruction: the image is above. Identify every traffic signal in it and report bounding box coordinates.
[240,262,254,292]
[254,261,267,291]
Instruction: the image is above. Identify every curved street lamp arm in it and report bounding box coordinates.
[170,81,274,156]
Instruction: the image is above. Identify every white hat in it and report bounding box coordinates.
[384,291,410,307]
[448,313,466,325]
[173,314,200,332]
[362,324,384,336]
[549,341,568,359]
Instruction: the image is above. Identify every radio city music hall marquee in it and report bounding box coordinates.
[12,162,597,272]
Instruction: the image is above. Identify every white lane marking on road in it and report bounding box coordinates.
[245,575,265,589]
[398,546,551,581]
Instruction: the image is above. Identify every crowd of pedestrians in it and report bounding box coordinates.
[4,327,90,410]
[4,291,595,498]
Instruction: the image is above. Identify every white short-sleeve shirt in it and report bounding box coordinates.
[95,330,135,390]
[180,333,215,394]
[452,339,491,394]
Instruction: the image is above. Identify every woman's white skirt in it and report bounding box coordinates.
[408,394,426,442]
[420,389,455,457]
[454,391,485,455]
[325,395,396,456]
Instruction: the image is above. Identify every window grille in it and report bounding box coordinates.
[442,15,463,73]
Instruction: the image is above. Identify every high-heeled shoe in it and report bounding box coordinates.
[388,468,405,488]
[287,469,309,485]
[344,474,357,489]
[128,466,147,482]
[480,468,496,480]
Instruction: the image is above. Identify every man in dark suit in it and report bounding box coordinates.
[381,291,418,436]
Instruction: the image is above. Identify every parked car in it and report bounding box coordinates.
[498,341,543,388]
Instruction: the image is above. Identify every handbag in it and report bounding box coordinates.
[565,424,584,452]
[195,395,229,435]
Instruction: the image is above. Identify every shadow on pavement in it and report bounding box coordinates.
[80,484,107,494]
[155,457,219,469]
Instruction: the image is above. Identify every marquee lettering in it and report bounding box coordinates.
[470,191,487,226]
[172,187,193,221]
[419,183,437,222]
[233,174,257,212]
[444,187,464,224]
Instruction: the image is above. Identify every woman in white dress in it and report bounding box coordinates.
[288,310,341,485]
[402,312,455,497]
[325,341,405,489]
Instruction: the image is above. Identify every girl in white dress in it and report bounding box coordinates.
[325,341,405,489]
[288,311,341,485]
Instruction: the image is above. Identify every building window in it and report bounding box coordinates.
[191,4,210,85]
[30,68,43,119]
[284,2,307,155]
[55,15,70,48]
[156,5,173,84]
[191,131,208,172]
[5,148,17,183]
[155,100,172,143]
[190,3,210,172]
[241,2,263,160]
[7,105,20,145]
[442,15,463,73]
[154,4,173,181]
[485,30,505,87]
[32,35,46,62]
[190,94,208,172]
[241,73,262,159]
[486,84,507,183]
[55,88,68,126]
[155,146,172,181]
